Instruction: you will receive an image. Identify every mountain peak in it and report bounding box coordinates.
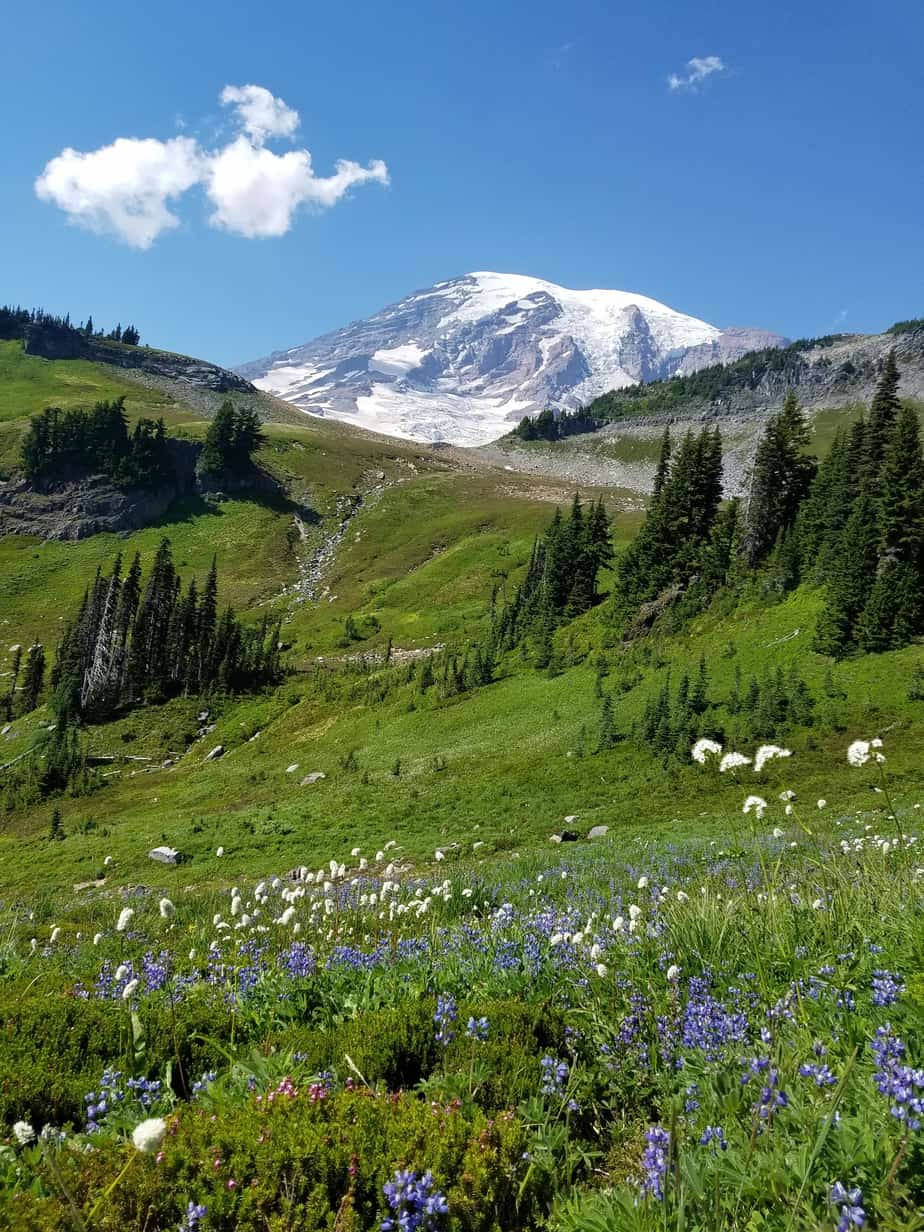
[237,274,786,445]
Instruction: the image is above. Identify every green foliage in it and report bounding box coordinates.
[512,406,600,442]
[741,391,816,568]
[20,400,173,489]
[584,334,851,424]
[49,541,283,725]
[198,402,266,479]
[613,427,725,619]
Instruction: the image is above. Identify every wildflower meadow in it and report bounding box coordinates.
[1,738,922,1231]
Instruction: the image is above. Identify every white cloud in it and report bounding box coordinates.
[35,85,388,248]
[219,84,299,145]
[668,55,726,92]
[35,136,204,249]
[205,137,388,238]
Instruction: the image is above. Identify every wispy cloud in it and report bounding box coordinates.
[667,55,726,93]
[35,85,389,249]
[833,308,849,327]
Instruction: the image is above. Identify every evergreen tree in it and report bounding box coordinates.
[652,427,671,500]
[742,392,816,567]
[596,693,617,751]
[813,485,880,657]
[18,643,45,715]
[864,350,900,474]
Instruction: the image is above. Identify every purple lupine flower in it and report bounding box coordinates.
[829,1182,865,1231]
[871,1025,924,1130]
[465,1016,489,1042]
[798,1062,837,1088]
[699,1125,727,1152]
[871,970,904,1008]
[639,1126,670,1200]
[381,1169,448,1231]
[539,1055,569,1096]
[433,995,457,1046]
[179,1201,208,1231]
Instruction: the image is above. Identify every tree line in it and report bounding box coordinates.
[512,406,600,442]
[21,399,175,489]
[0,304,140,346]
[51,539,284,724]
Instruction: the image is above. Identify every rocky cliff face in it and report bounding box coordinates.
[237,272,786,445]
[24,321,254,395]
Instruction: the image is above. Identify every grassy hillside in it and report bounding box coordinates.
[2,340,923,902]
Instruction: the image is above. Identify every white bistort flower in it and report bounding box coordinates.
[753,745,792,773]
[131,1117,167,1154]
[719,752,751,773]
[847,740,871,767]
[595,963,608,978]
[13,1120,35,1145]
[159,898,175,919]
[817,798,827,809]
[692,738,722,764]
[743,795,768,819]
[666,964,681,982]
[116,908,134,932]
[49,927,61,944]
[122,978,140,1001]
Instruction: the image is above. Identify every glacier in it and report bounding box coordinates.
[236,272,785,446]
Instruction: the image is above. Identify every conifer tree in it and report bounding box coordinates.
[813,485,879,657]
[18,643,45,715]
[742,392,816,567]
[652,427,671,500]
[864,350,900,474]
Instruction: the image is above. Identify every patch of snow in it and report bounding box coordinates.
[369,342,427,376]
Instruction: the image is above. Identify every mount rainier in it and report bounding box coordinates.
[237,272,786,446]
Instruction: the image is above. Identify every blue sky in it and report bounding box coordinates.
[2,0,922,366]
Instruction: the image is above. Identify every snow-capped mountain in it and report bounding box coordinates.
[237,272,786,446]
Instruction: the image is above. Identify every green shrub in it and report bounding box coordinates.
[16,1090,544,1231]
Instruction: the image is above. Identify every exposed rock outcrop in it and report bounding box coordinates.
[23,321,254,395]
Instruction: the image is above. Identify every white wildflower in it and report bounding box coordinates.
[131,1117,167,1154]
[13,1120,35,1145]
[116,908,134,932]
[595,963,608,978]
[676,890,689,903]
[122,978,140,1001]
[434,850,445,862]
[754,745,792,773]
[817,799,827,809]
[812,899,824,910]
[158,898,175,919]
[628,904,642,922]
[49,927,61,944]
[719,752,752,773]
[847,740,871,767]
[590,943,602,961]
[114,964,128,981]
[351,847,361,857]
[103,855,113,866]
[216,846,224,857]
[692,737,722,764]
[279,906,296,926]
[779,790,796,801]
[93,932,103,946]
[785,804,794,816]
[743,795,768,819]
[637,875,649,889]
[666,964,681,982]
